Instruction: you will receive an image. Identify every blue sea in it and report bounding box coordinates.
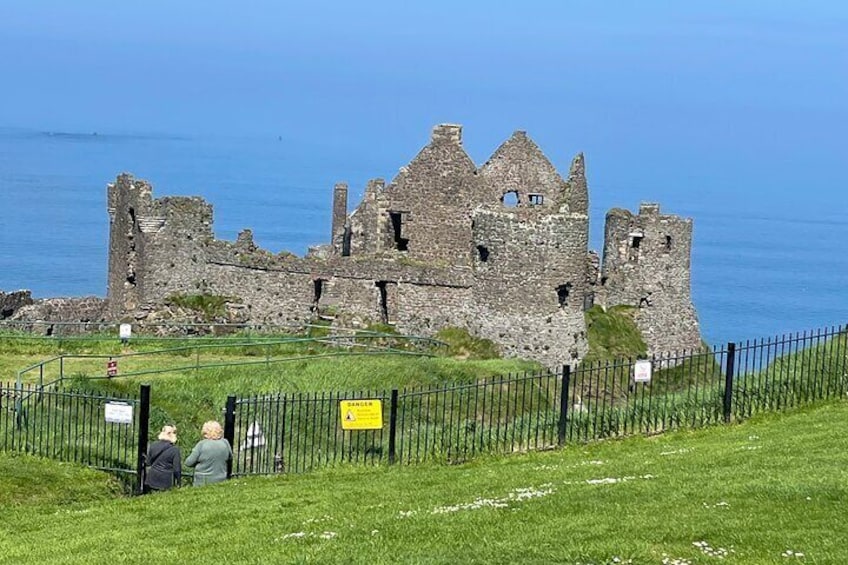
[1,126,846,348]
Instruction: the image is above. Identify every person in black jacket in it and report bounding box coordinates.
[145,425,181,492]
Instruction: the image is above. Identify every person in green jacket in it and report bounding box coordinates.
[185,420,232,486]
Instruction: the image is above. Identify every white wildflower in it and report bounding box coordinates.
[693,541,734,558]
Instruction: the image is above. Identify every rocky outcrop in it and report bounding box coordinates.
[0,290,33,319]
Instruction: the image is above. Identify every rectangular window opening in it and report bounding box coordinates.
[389,212,409,252]
[342,226,352,257]
[376,281,389,323]
[556,283,572,307]
[375,280,398,324]
[528,194,544,206]
[312,279,325,313]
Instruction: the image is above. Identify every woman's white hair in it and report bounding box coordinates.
[201,420,224,440]
[158,425,177,442]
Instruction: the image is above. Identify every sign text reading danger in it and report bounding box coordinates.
[339,399,383,430]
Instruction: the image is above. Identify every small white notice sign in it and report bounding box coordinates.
[119,324,132,340]
[634,359,652,383]
[105,402,133,424]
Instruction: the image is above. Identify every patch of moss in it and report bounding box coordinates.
[434,327,500,360]
[166,293,234,322]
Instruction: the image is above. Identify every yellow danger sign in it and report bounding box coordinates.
[339,399,383,430]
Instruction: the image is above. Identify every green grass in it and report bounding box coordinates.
[51,355,539,449]
[0,452,124,507]
[2,331,456,385]
[0,400,845,564]
[583,305,648,364]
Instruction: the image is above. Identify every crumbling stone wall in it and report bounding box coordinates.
[346,125,483,265]
[471,209,589,366]
[105,124,701,367]
[107,174,212,318]
[8,296,108,334]
[599,203,702,355]
[478,132,588,217]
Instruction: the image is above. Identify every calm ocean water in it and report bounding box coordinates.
[1,127,846,348]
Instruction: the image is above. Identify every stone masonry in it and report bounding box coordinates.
[104,124,702,366]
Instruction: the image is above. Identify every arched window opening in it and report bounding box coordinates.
[501,191,519,208]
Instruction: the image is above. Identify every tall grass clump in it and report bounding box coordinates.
[582,305,647,364]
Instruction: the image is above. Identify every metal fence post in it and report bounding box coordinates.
[224,395,237,478]
[388,389,399,464]
[135,384,151,495]
[723,342,736,423]
[557,365,571,446]
[14,380,24,431]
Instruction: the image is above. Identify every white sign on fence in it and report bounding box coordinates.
[241,421,267,450]
[119,323,132,340]
[104,402,133,424]
[634,359,652,383]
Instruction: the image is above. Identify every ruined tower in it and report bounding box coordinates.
[599,203,702,355]
[106,174,213,319]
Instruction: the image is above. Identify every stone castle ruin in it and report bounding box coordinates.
[98,124,701,366]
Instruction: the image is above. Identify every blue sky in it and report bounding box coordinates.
[1,1,846,342]
[1,1,846,214]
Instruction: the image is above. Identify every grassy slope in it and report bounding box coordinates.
[0,453,124,507]
[583,305,648,364]
[1,401,846,564]
[3,334,539,447]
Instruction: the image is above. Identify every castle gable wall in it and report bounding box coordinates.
[479,131,570,212]
[370,124,480,265]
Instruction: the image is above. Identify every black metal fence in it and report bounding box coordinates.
[0,382,147,487]
[226,325,848,476]
[2,323,847,487]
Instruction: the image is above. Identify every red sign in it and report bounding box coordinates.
[107,360,118,377]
